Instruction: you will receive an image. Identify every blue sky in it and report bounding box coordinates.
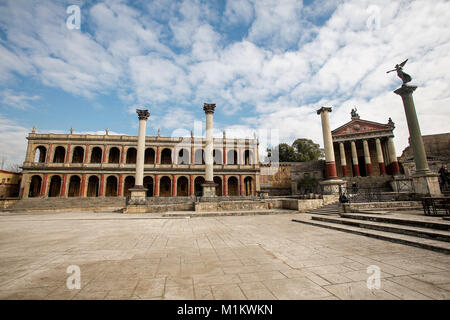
[1,0,449,167]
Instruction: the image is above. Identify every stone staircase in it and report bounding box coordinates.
[293,211,450,254]
[305,203,340,216]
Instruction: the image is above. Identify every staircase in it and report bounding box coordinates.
[305,203,340,216]
[293,211,450,254]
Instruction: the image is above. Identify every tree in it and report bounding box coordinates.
[271,138,324,162]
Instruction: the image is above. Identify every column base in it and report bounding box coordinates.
[202,182,217,198]
[412,171,442,196]
[128,186,148,205]
[320,179,345,195]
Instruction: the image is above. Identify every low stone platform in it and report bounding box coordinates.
[163,209,295,218]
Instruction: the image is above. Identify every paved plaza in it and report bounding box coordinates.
[0,211,449,300]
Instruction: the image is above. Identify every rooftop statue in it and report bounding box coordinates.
[387,59,412,85]
[351,107,359,118]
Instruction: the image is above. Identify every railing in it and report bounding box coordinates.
[421,197,450,216]
[337,186,393,203]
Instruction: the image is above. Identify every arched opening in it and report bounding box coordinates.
[213,149,222,164]
[68,175,81,197]
[53,146,65,163]
[28,175,42,197]
[87,176,99,197]
[126,148,137,164]
[177,176,189,196]
[227,176,239,196]
[214,176,222,196]
[194,176,205,196]
[194,149,205,164]
[145,148,155,164]
[227,150,238,165]
[48,175,61,197]
[244,176,254,196]
[177,149,190,164]
[244,150,253,165]
[159,176,171,197]
[161,148,172,164]
[91,147,102,163]
[72,146,84,163]
[144,176,153,197]
[108,147,120,163]
[123,176,135,197]
[34,146,46,163]
[105,176,118,196]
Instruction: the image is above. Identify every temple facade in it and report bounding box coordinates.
[19,131,260,199]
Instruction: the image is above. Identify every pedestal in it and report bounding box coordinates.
[128,187,148,205]
[201,182,217,198]
[320,179,345,195]
[412,172,441,197]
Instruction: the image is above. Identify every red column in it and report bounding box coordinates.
[66,144,71,163]
[391,161,401,175]
[172,175,176,196]
[84,145,89,163]
[353,164,360,177]
[103,145,108,163]
[156,146,161,164]
[342,166,348,177]
[81,174,86,197]
[379,163,386,175]
[41,174,48,196]
[99,174,104,196]
[46,144,53,163]
[239,175,244,196]
[121,146,125,164]
[189,175,194,196]
[325,162,338,179]
[366,163,373,176]
[118,174,123,196]
[154,175,159,196]
[60,174,67,197]
[223,175,227,196]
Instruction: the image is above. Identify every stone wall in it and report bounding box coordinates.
[341,201,422,213]
[195,200,268,212]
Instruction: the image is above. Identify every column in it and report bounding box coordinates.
[387,137,400,175]
[376,138,386,175]
[189,175,194,196]
[66,144,71,163]
[172,175,176,196]
[363,139,372,176]
[60,174,67,197]
[81,174,86,197]
[84,145,90,163]
[317,107,337,178]
[239,175,244,196]
[223,175,228,196]
[46,144,53,163]
[135,109,150,187]
[339,142,348,177]
[156,146,161,164]
[41,174,48,197]
[99,174,104,196]
[103,145,108,163]
[121,145,125,164]
[351,141,360,176]
[202,103,217,197]
[154,175,159,196]
[118,174,123,196]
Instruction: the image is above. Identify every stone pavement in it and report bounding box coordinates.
[0,211,449,300]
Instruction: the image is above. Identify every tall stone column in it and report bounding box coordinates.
[128,109,150,205]
[317,107,344,194]
[376,138,386,175]
[351,141,360,176]
[202,103,217,197]
[339,142,348,177]
[394,85,441,195]
[363,140,372,176]
[387,137,400,175]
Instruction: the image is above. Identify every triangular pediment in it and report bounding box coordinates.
[332,118,393,136]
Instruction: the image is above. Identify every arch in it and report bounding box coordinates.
[126,147,137,164]
[227,176,239,196]
[34,146,46,163]
[145,148,155,164]
[105,176,118,196]
[177,176,189,196]
[91,147,102,163]
[123,176,135,197]
[213,149,222,165]
[244,176,254,196]
[68,175,81,197]
[227,150,238,165]
[177,148,190,164]
[214,176,222,196]
[194,149,205,164]
[87,175,99,197]
[53,146,65,163]
[108,147,120,163]
[244,150,253,165]
[144,176,153,197]
[28,175,42,197]
[72,146,84,163]
[161,148,172,164]
[159,176,171,197]
[194,176,205,196]
[48,175,61,197]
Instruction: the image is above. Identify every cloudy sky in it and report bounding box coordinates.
[0,0,449,167]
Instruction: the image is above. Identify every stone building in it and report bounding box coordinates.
[0,170,22,198]
[260,163,293,195]
[19,130,260,199]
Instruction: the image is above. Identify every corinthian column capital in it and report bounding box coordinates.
[203,103,216,114]
[136,109,150,121]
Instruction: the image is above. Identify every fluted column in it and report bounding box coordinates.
[376,138,386,175]
[317,107,337,179]
[135,109,150,187]
[202,103,217,197]
[387,137,400,175]
[339,142,348,177]
[351,141,360,176]
[363,139,372,176]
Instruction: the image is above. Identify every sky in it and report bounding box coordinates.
[0,0,449,168]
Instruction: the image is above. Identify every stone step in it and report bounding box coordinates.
[163,209,295,218]
[340,212,450,231]
[310,215,450,242]
[292,217,450,254]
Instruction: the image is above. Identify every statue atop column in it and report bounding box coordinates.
[351,107,359,119]
[387,59,412,85]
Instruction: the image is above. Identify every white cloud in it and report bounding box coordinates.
[0,90,40,109]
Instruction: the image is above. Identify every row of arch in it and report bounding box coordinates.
[27,174,255,198]
[34,145,255,165]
